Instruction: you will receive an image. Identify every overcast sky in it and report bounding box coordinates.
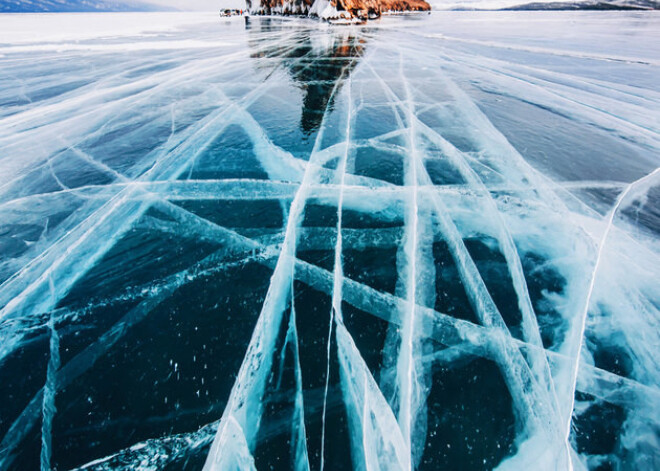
[147,0,570,10]
[146,0,245,10]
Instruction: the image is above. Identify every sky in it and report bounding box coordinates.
[146,0,244,9]
[144,0,527,9]
[148,0,598,10]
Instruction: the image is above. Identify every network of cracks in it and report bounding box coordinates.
[0,16,659,471]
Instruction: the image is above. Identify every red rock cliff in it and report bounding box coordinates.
[247,0,431,19]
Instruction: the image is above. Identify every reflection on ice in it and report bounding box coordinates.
[0,11,659,471]
[247,18,367,135]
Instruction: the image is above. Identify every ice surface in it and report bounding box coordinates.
[0,10,659,471]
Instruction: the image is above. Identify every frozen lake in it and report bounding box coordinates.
[0,10,659,471]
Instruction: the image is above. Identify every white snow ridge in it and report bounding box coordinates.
[0,11,659,471]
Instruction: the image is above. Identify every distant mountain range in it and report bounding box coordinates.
[0,0,165,12]
[433,0,658,9]
[2,0,657,12]
[502,0,659,9]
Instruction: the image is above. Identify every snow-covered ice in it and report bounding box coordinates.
[0,10,659,471]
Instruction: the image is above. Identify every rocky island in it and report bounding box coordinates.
[246,0,431,22]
